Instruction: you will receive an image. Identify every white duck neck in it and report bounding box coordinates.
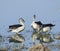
[33,18,35,21]
[19,20,24,25]
[20,21,24,25]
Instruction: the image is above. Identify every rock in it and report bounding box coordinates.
[28,44,50,51]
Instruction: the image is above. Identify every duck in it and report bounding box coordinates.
[31,15,55,33]
[8,18,25,34]
[31,15,42,32]
[36,22,55,33]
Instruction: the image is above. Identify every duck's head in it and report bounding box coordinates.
[32,14,36,21]
[19,18,25,23]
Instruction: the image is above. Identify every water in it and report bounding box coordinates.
[0,30,60,51]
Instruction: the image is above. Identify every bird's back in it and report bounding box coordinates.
[43,24,55,27]
[35,21,42,25]
[9,24,22,29]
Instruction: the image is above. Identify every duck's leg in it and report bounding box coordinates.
[38,26,43,34]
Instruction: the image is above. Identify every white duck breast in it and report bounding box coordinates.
[31,21,42,32]
[31,21,39,29]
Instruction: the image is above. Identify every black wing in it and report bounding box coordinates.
[35,21,42,25]
[9,24,22,29]
[43,24,55,27]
